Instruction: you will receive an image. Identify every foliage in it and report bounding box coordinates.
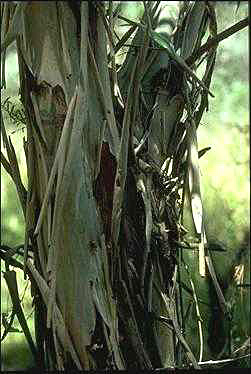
[1,1,249,370]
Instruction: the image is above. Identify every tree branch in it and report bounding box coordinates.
[187,17,249,66]
[1,151,12,176]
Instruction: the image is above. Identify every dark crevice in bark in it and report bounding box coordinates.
[87,308,110,370]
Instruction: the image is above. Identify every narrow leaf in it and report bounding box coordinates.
[198,146,211,158]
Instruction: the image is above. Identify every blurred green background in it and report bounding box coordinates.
[1,2,249,370]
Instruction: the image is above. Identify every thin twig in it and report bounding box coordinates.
[190,274,203,362]
[108,24,137,62]
[0,250,25,271]
[1,151,12,176]
[143,0,152,30]
[155,284,201,369]
[1,309,16,341]
[198,354,251,366]
[96,2,115,50]
[187,17,249,66]
[118,14,143,28]
[1,114,27,216]
[147,262,154,312]
[205,254,230,317]
[233,337,250,355]
[3,270,38,361]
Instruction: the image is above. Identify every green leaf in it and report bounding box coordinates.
[198,146,211,158]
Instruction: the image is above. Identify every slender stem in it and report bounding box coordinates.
[1,151,12,176]
[3,271,38,361]
[187,17,249,66]
[198,354,251,366]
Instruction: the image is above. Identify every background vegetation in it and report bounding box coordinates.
[1,1,249,370]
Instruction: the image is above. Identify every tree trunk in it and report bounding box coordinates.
[1,1,220,370]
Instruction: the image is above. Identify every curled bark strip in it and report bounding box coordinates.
[34,90,77,237]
